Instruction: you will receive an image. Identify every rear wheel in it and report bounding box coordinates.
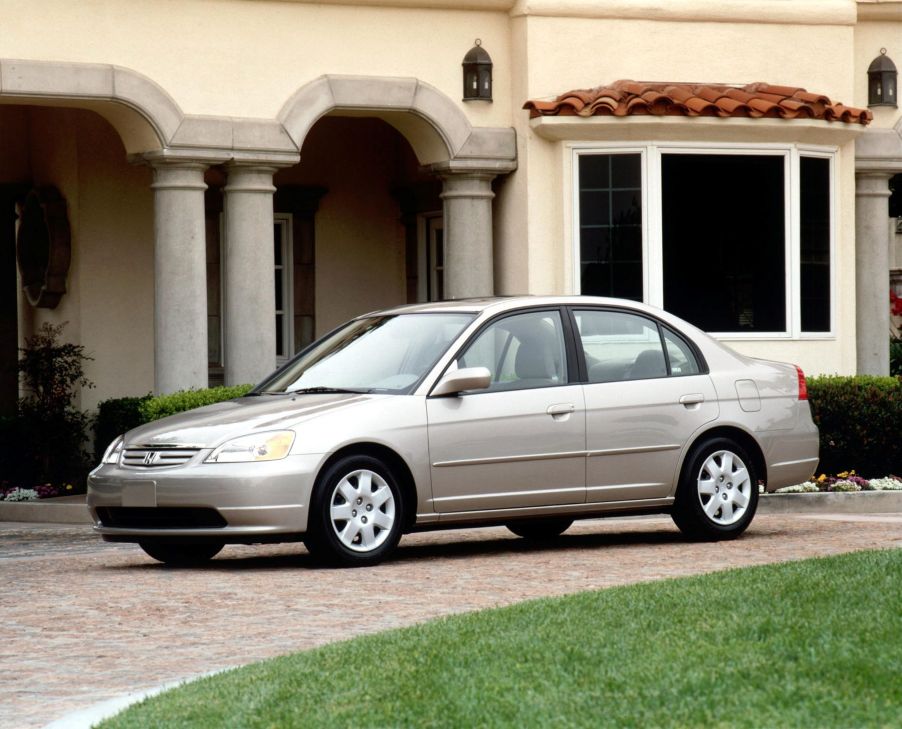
[304,455,405,567]
[139,542,223,566]
[506,518,573,540]
[671,437,758,540]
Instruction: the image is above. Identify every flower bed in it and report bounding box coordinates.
[1,483,77,502]
[776,471,902,494]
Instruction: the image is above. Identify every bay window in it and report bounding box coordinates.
[574,144,835,338]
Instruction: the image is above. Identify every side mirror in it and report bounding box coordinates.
[431,366,491,397]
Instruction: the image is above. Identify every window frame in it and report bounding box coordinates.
[570,142,837,340]
[436,306,582,395]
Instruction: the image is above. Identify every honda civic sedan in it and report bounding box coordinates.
[88,296,819,566]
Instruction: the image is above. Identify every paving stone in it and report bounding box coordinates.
[1,515,901,728]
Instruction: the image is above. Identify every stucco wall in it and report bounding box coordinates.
[6,107,154,409]
[0,0,511,131]
[275,117,410,335]
[506,11,868,374]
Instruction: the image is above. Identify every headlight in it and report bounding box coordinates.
[205,431,295,464]
[102,436,124,465]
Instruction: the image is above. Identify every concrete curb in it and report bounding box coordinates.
[759,490,902,514]
[0,497,91,524]
[43,668,233,729]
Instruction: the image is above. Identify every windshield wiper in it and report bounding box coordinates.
[287,386,370,395]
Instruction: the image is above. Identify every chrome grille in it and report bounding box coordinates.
[122,448,201,469]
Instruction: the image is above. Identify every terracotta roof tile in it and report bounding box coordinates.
[524,81,871,124]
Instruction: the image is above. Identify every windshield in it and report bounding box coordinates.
[255,312,476,395]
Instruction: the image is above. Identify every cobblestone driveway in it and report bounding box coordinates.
[3,514,902,728]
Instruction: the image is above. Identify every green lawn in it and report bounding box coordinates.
[103,549,902,728]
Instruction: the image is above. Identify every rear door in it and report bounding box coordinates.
[426,308,586,513]
[572,308,719,503]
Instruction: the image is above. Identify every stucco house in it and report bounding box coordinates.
[2,0,901,415]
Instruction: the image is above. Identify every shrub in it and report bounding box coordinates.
[139,385,254,422]
[93,395,152,463]
[891,339,902,377]
[92,386,254,458]
[11,323,94,487]
[807,376,902,476]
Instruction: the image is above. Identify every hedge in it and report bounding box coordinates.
[807,375,902,476]
[93,385,253,455]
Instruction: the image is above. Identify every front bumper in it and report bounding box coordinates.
[87,452,323,543]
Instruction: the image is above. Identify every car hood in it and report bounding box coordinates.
[123,393,382,448]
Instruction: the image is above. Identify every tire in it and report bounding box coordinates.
[139,541,223,566]
[304,455,405,567]
[506,518,573,540]
[671,437,759,541]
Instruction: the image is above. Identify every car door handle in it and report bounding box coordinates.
[546,403,575,417]
[679,394,705,406]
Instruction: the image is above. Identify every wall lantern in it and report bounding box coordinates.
[868,48,897,108]
[462,39,493,102]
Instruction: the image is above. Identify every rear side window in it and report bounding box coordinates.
[574,309,666,382]
[662,327,701,376]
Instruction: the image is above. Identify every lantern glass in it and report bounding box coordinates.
[868,48,898,107]
[462,39,493,102]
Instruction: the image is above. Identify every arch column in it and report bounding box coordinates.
[433,162,507,299]
[223,164,279,386]
[150,161,209,394]
[855,170,893,375]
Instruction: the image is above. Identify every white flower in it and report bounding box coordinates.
[775,482,820,493]
[3,488,40,502]
[831,480,861,492]
[868,477,902,491]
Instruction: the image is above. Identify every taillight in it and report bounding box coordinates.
[794,365,808,401]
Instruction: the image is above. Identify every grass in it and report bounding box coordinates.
[103,549,902,728]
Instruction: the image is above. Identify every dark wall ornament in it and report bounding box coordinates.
[16,186,71,309]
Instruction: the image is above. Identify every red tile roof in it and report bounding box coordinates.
[524,81,872,124]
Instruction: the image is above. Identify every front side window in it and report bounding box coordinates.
[575,146,834,337]
[458,310,567,392]
[257,313,474,394]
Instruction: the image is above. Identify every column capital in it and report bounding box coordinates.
[223,163,278,195]
[149,161,208,192]
[855,170,894,199]
[429,157,517,178]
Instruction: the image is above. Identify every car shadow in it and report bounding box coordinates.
[100,525,702,572]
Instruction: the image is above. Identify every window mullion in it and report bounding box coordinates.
[647,146,664,308]
[789,148,801,338]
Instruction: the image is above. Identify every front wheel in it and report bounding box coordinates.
[671,437,758,541]
[139,542,223,566]
[304,455,405,567]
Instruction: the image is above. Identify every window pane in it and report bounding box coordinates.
[800,157,831,332]
[662,154,785,332]
[458,310,567,392]
[662,327,700,376]
[575,309,666,383]
[578,154,643,301]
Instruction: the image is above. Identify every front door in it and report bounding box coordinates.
[426,309,586,513]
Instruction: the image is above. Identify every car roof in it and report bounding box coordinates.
[372,295,675,319]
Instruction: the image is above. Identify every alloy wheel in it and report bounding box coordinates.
[329,469,396,552]
[696,450,752,526]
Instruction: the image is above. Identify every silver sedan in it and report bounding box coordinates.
[88,296,819,566]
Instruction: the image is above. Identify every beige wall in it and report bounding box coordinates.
[0,0,511,130]
[4,106,155,409]
[854,20,902,130]
[503,10,872,374]
[275,117,413,335]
